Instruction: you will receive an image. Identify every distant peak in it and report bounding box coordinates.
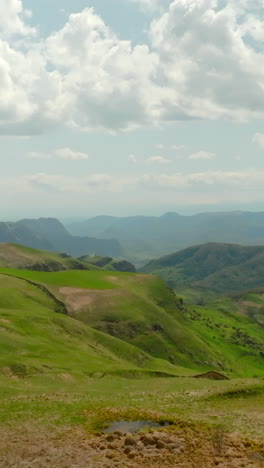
[160,212,181,218]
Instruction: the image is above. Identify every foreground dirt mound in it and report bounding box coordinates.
[0,424,263,467]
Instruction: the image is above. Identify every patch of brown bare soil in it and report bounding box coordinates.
[0,423,263,468]
[59,287,124,313]
[237,300,263,317]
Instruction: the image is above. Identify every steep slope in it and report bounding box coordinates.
[227,288,264,326]
[0,243,98,271]
[0,218,122,258]
[69,211,264,263]
[141,243,264,297]
[1,266,263,377]
[0,222,53,250]
[0,273,183,382]
[18,218,123,257]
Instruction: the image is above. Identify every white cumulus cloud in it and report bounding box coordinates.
[146,155,171,164]
[55,148,89,160]
[253,133,264,149]
[29,148,89,160]
[1,1,264,135]
[189,151,216,160]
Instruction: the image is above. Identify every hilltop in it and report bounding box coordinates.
[0,243,135,273]
[0,243,95,271]
[0,218,122,257]
[69,211,264,264]
[141,242,264,299]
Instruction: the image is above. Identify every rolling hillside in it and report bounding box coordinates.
[0,273,184,383]
[1,245,264,468]
[0,243,136,274]
[0,243,97,271]
[0,262,263,378]
[141,242,264,298]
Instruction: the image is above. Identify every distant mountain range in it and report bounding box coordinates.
[0,218,122,257]
[141,242,264,299]
[69,211,264,264]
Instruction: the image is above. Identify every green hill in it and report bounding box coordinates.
[0,264,263,378]
[0,273,188,384]
[0,243,135,274]
[141,242,264,299]
[0,243,98,272]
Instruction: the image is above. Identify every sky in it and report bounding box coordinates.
[1,0,264,220]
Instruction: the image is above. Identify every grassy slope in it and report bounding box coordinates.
[186,299,264,377]
[0,267,263,378]
[0,274,189,385]
[0,243,99,271]
[141,242,264,299]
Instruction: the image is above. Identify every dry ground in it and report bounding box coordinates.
[0,422,264,468]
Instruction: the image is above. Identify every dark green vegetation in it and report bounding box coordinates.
[141,242,264,299]
[79,255,136,272]
[0,218,122,257]
[69,210,264,264]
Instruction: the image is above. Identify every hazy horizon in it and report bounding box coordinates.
[2,203,264,224]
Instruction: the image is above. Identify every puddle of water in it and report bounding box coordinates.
[104,420,168,434]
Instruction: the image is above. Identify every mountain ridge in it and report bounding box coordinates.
[141,242,264,298]
[0,218,122,258]
[68,211,264,264]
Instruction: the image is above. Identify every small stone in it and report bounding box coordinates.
[106,452,115,460]
[124,447,132,455]
[156,440,166,449]
[137,442,144,451]
[243,441,251,448]
[169,442,182,450]
[142,435,156,446]
[124,436,137,446]
[107,443,117,449]
[128,451,136,459]
[114,431,123,437]
[106,434,115,442]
